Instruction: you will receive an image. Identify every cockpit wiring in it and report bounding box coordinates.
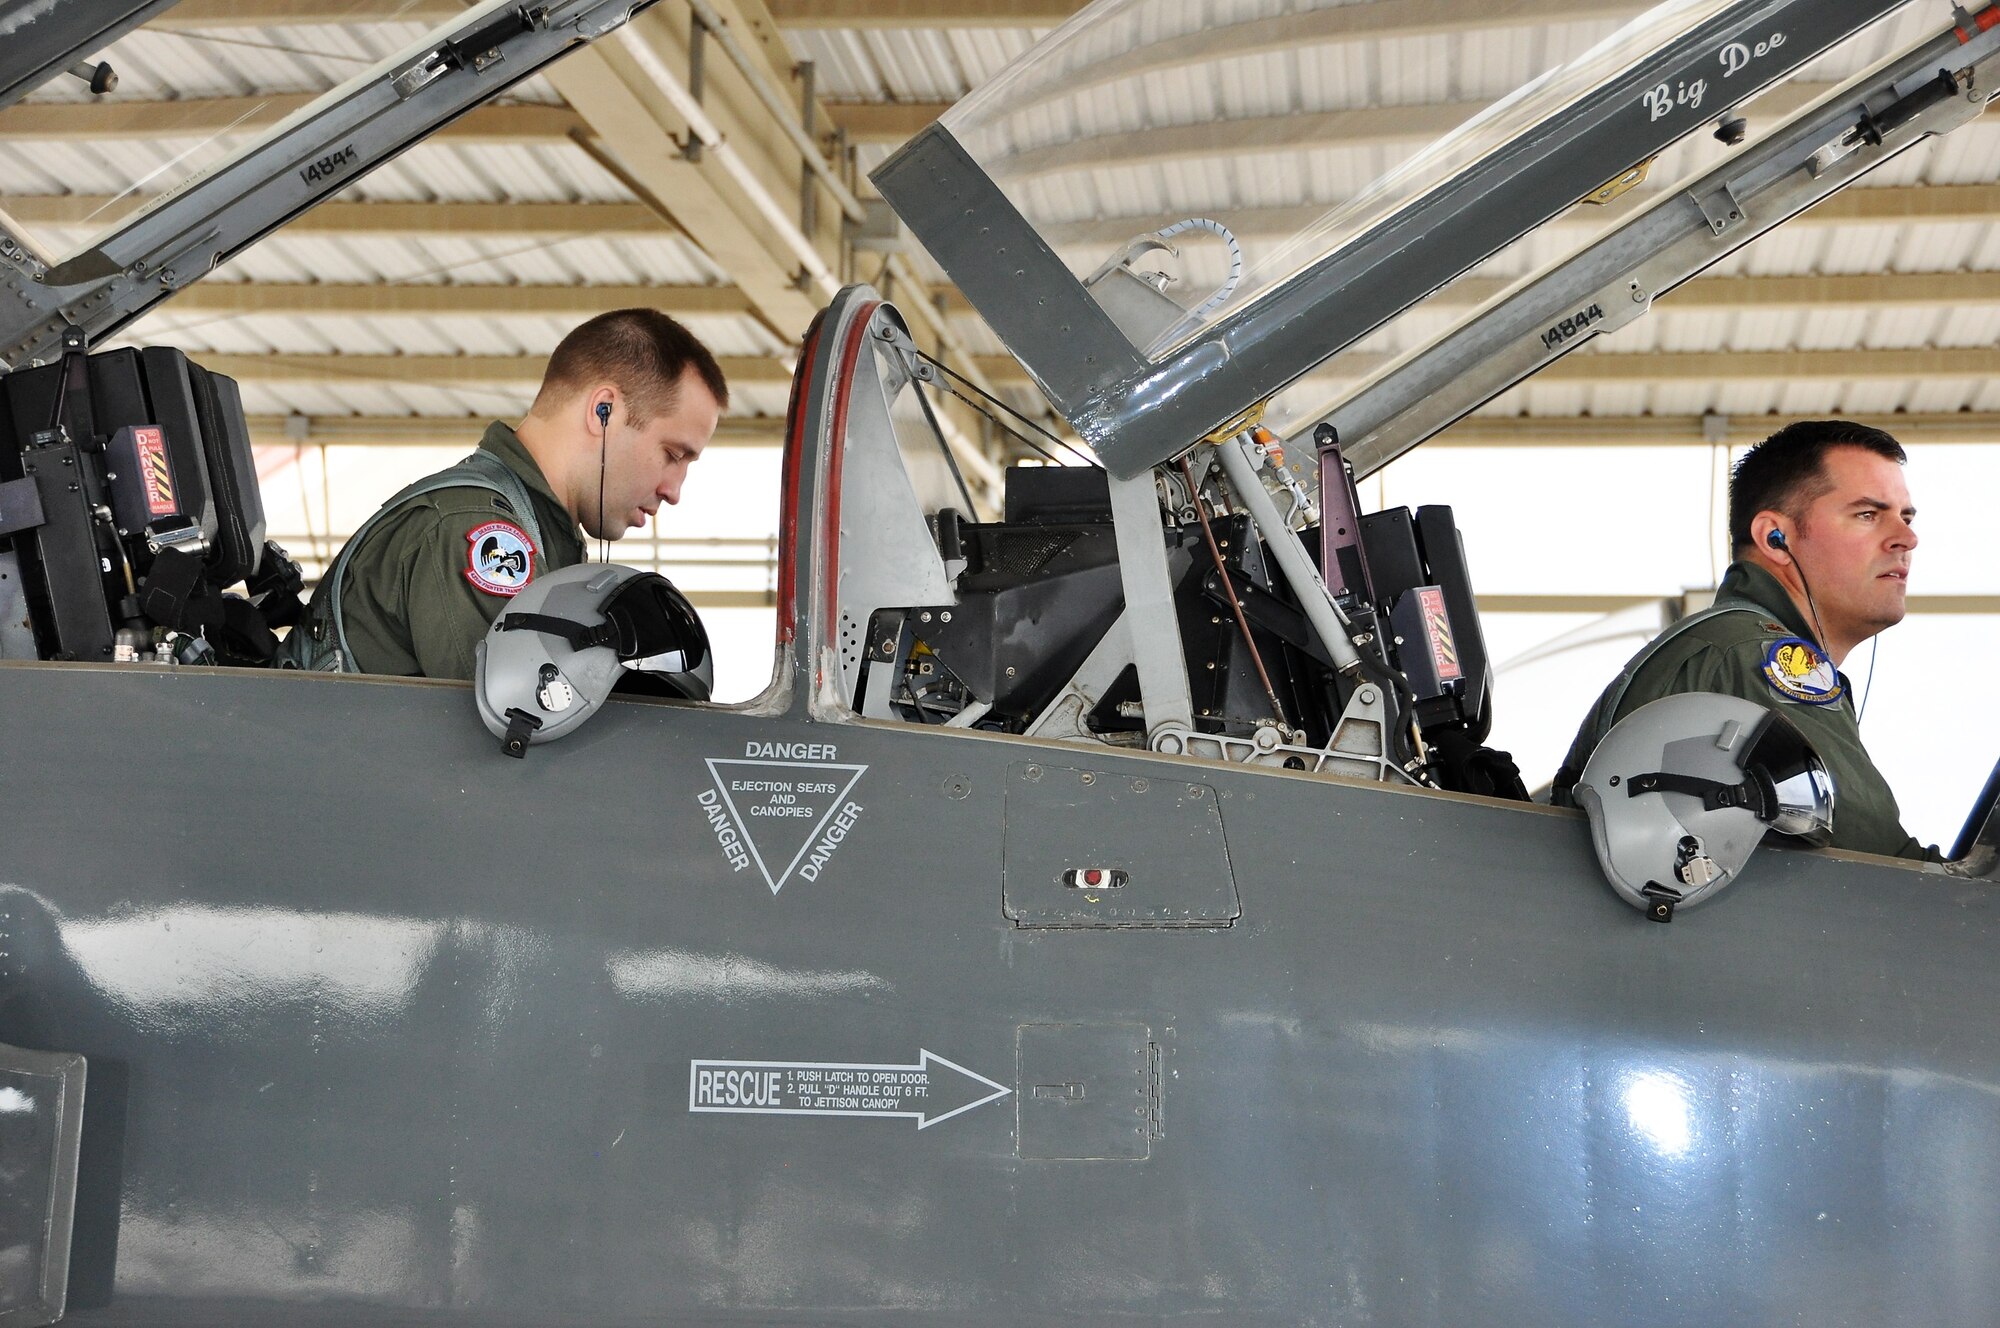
[1181,456,1291,733]
[913,350,1099,469]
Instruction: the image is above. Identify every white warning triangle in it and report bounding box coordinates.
[704,759,868,895]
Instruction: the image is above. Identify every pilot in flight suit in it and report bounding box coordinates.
[1552,560,1934,861]
[1551,420,1937,862]
[279,308,726,681]
[292,421,586,680]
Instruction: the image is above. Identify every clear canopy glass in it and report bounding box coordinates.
[16,1,500,267]
[939,0,1833,358]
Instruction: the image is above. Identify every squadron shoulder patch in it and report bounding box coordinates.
[1762,636,1843,706]
[465,520,535,597]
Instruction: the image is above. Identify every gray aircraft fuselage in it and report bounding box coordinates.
[2,0,1997,1320]
[1,653,1996,1326]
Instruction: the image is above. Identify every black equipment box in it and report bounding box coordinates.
[0,346,268,661]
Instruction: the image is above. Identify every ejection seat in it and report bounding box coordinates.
[0,344,302,665]
[808,293,1523,799]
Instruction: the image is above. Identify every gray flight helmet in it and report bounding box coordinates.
[475,563,713,756]
[1574,692,1835,922]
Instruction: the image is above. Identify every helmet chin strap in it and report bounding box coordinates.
[496,611,621,653]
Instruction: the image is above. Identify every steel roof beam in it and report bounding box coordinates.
[9,177,1986,251]
[168,344,2000,393]
[674,85,1840,154]
[1503,269,2000,310]
[229,408,2000,455]
[113,266,2000,327]
[245,413,781,445]
[764,0,1083,26]
[734,81,1857,152]
[935,268,2000,315]
[539,9,831,339]
[1038,181,2000,251]
[1001,84,1832,178]
[0,91,899,146]
[820,101,950,143]
[1425,412,2000,447]
[160,0,1088,28]
[166,282,753,317]
[994,0,1646,115]
[192,352,798,386]
[1539,346,2000,383]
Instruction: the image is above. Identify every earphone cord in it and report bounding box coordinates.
[1793,559,1831,654]
[592,412,608,564]
[1777,530,1876,721]
[1858,634,1879,723]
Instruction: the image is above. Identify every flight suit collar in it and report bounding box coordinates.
[1717,560,1817,643]
[478,420,584,551]
[478,421,562,513]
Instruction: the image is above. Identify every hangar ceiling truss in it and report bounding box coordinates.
[0,0,1992,599]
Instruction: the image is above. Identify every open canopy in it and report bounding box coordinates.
[875,0,1917,477]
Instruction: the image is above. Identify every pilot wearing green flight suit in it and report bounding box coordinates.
[280,308,727,680]
[1552,419,1939,862]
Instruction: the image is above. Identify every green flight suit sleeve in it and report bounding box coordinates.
[1647,638,1939,863]
[337,490,540,681]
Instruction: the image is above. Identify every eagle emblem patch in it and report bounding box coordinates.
[465,521,535,596]
[1762,636,1842,706]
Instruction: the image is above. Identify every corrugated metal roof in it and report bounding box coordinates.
[0,0,1991,441]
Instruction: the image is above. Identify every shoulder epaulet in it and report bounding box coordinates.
[1673,606,1792,646]
[413,485,520,518]
[1598,600,1765,721]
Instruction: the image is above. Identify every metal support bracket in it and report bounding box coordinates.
[682,14,708,163]
[1692,179,1747,236]
[1106,468,1195,745]
[1153,681,1400,783]
[1025,609,1140,743]
[1213,435,1364,677]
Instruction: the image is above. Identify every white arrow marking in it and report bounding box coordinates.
[688,1049,1011,1130]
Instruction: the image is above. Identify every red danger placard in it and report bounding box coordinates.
[133,426,176,517]
[1418,586,1463,683]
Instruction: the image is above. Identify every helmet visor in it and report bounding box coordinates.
[1747,709,1835,846]
[604,574,709,672]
